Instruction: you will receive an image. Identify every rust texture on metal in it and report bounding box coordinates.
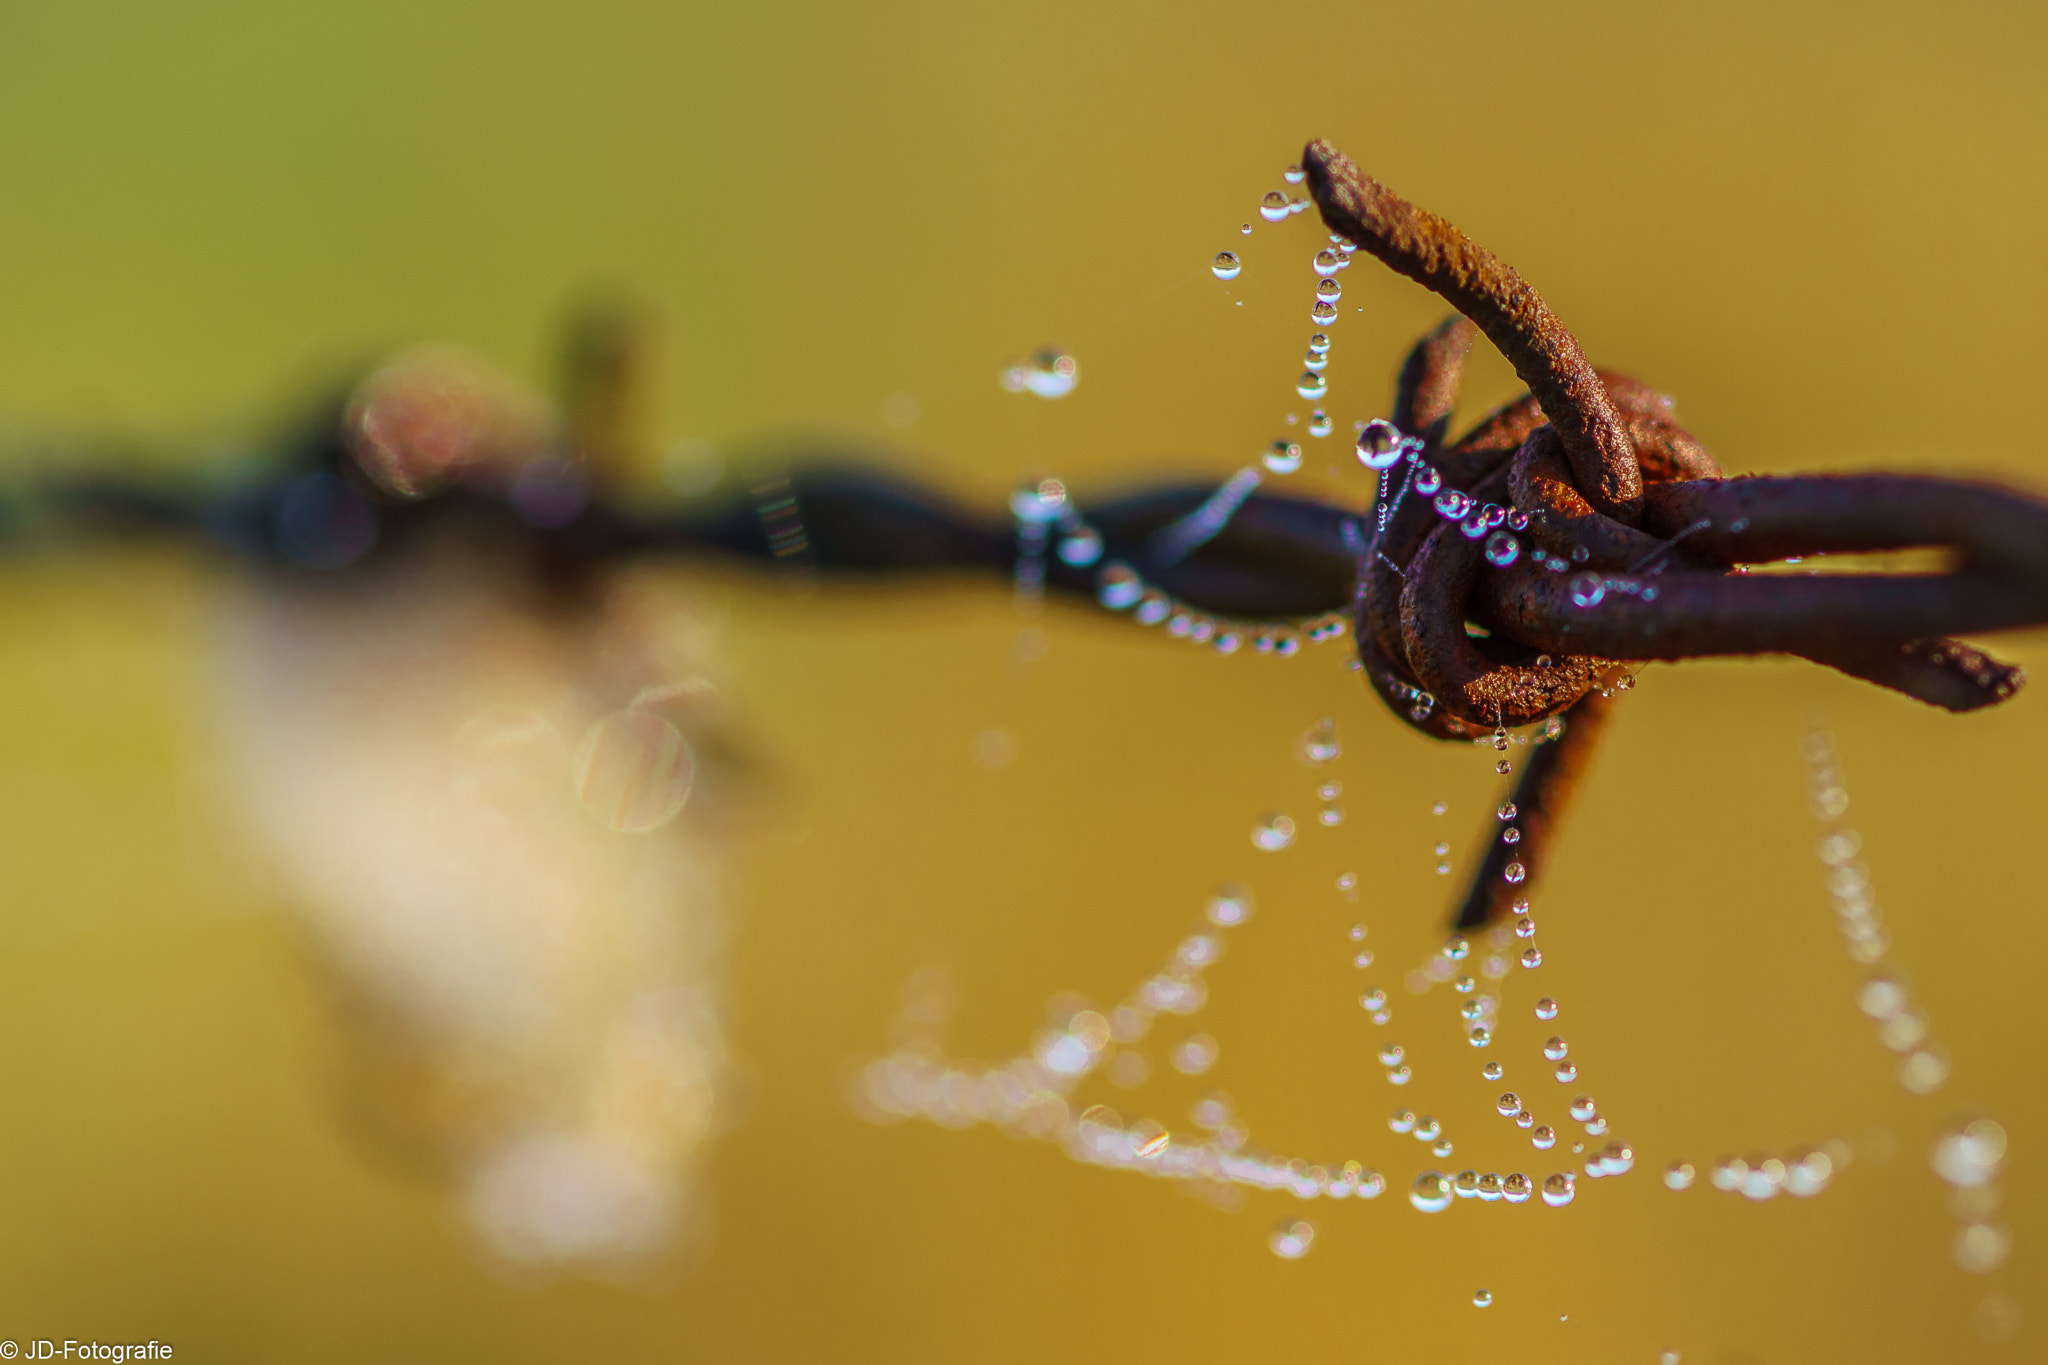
[1306,135,2048,924]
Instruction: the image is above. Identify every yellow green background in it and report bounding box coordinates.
[0,1,2041,1359]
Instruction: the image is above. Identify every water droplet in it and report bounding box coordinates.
[1409,1172,1452,1213]
[1299,718,1341,763]
[1502,1172,1533,1204]
[1171,1033,1219,1075]
[1260,191,1291,223]
[1283,164,1306,184]
[1483,1061,1504,1080]
[1568,572,1606,608]
[1315,277,1342,302]
[1541,1172,1577,1207]
[1498,1092,1523,1116]
[1535,997,1559,1020]
[1900,1047,1950,1094]
[1251,814,1297,851]
[1454,975,1475,993]
[1569,1096,1599,1122]
[1484,530,1521,567]
[1497,801,1518,821]
[1469,1027,1492,1048]
[1313,248,1342,276]
[1390,1109,1416,1133]
[1386,1065,1412,1085]
[1933,1119,2008,1188]
[1211,251,1242,281]
[574,709,696,831]
[1443,935,1469,961]
[1239,223,1253,235]
[1308,410,1333,438]
[1520,947,1544,968]
[1000,348,1080,400]
[1515,916,1537,939]
[1360,989,1387,1010]
[1414,466,1442,494]
[1269,1218,1316,1258]
[1378,1043,1406,1067]
[1495,759,1513,775]
[1311,300,1339,325]
[1473,1289,1494,1308]
[1431,799,1448,815]
[1296,371,1328,400]
[1206,884,1254,927]
[1531,1126,1556,1150]
[1433,488,1474,519]
[1664,1161,1696,1190]
[1554,1062,1578,1083]
[1056,526,1103,567]
[1544,1037,1569,1061]
[1264,440,1304,474]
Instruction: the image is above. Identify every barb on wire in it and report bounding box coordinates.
[16,144,2048,931]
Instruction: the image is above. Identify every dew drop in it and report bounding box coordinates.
[1315,277,1342,302]
[1389,1109,1416,1133]
[1532,1126,1556,1150]
[1502,1172,1533,1204]
[1260,191,1291,223]
[1269,1218,1316,1258]
[1496,759,1513,775]
[1544,1037,1569,1061]
[1313,248,1342,276]
[1409,1172,1452,1213]
[1664,1161,1696,1191]
[1497,1092,1523,1117]
[1503,862,1527,884]
[1296,372,1328,400]
[1211,251,1242,281]
[1468,1027,1491,1048]
[1554,1062,1578,1083]
[1484,530,1521,567]
[1251,814,1297,851]
[1473,1289,1494,1308]
[1308,410,1333,438]
[1541,1172,1577,1207]
[1206,884,1254,927]
[1535,997,1559,1020]
[1311,300,1339,325]
[1568,572,1606,608]
[1264,440,1304,474]
[1482,1061,1504,1080]
[1569,1096,1599,1122]
[1521,947,1544,968]
[1282,164,1306,184]
[1299,718,1341,763]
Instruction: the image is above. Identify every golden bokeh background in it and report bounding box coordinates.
[0,1,2042,1359]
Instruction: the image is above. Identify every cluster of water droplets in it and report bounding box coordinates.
[1932,1117,2011,1275]
[1804,731,1949,1094]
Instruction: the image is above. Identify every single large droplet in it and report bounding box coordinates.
[1297,372,1328,400]
[1356,418,1405,471]
[1308,410,1333,438]
[1541,1172,1577,1207]
[1212,251,1242,281]
[1260,191,1291,223]
[1485,530,1521,567]
[1311,300,1339,325]
[574,709,695,831]
[1473,1289,1494,1308]
[1410,1172,1452,1213]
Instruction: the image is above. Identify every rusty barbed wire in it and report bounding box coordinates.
[23,147,2048,932]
